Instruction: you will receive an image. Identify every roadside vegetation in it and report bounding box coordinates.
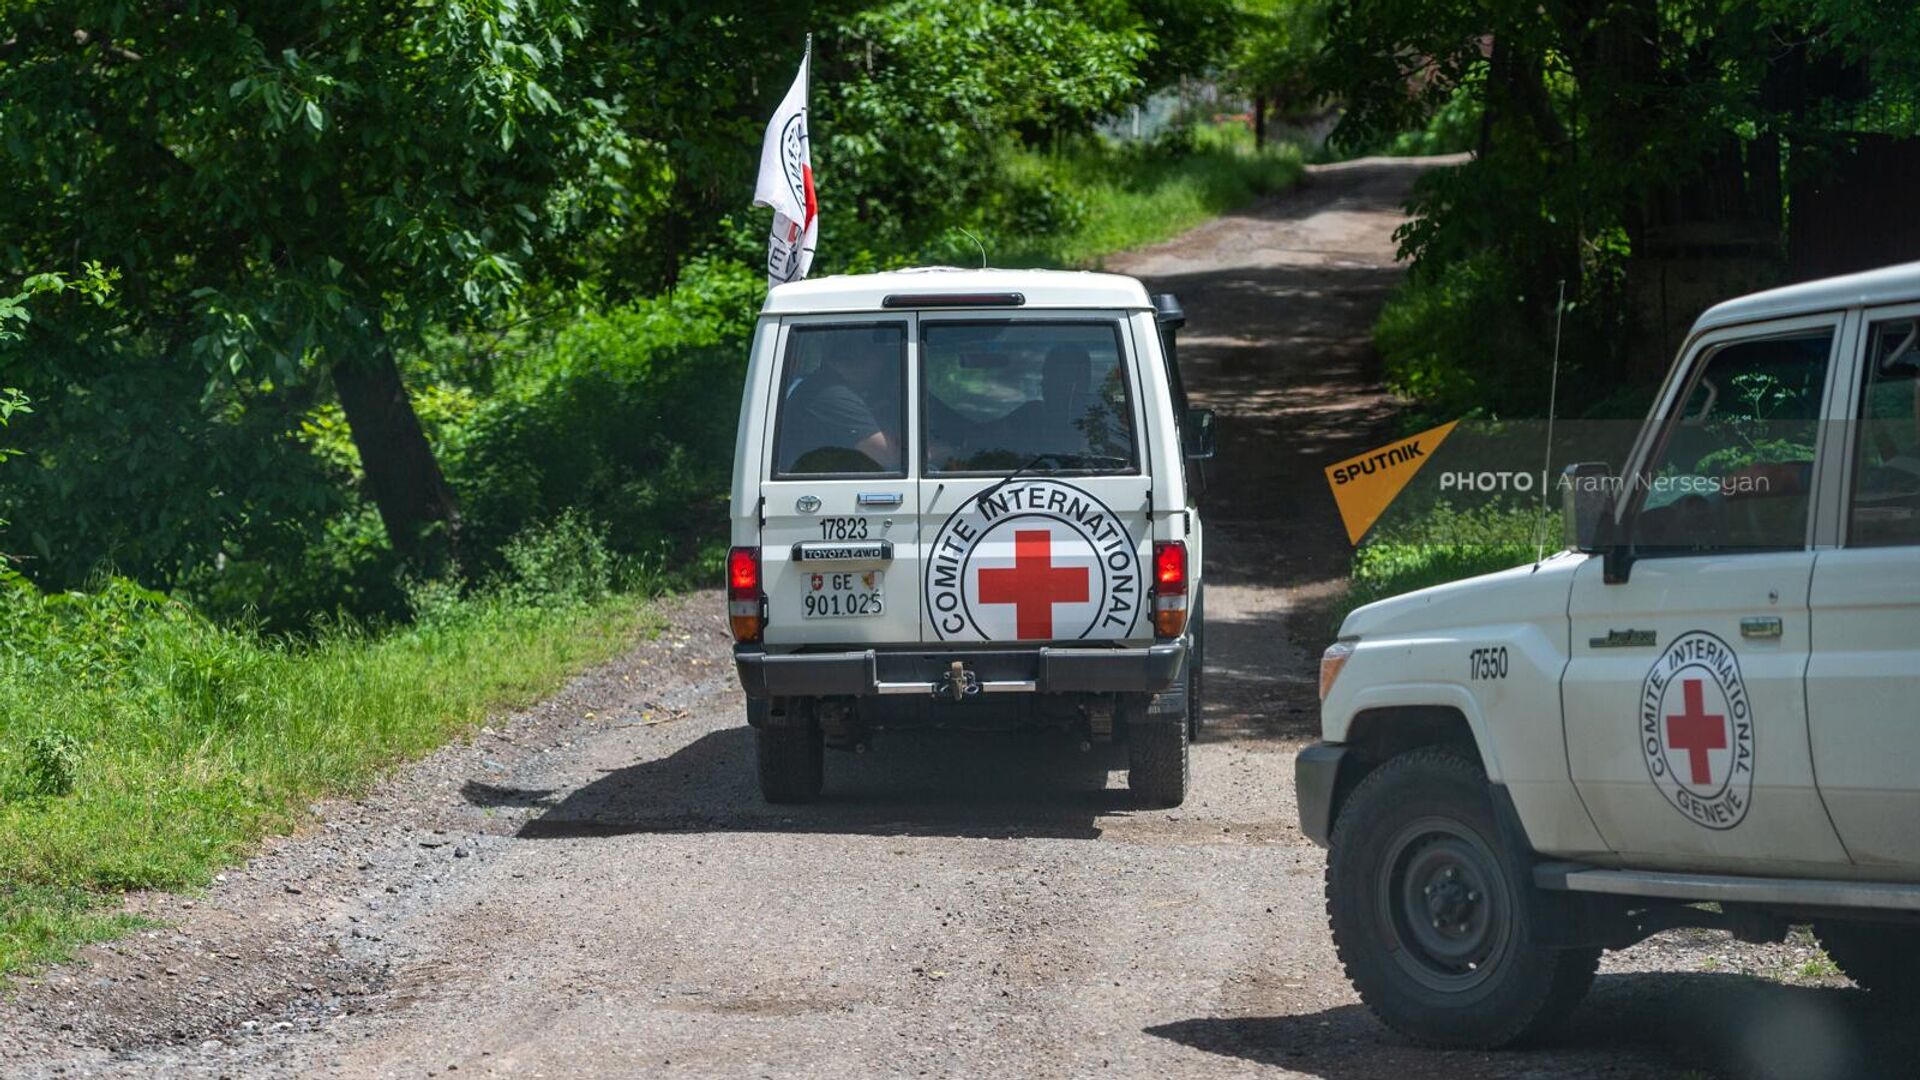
[1336,504,1557,627]
[1305,0,1920,611]
[0,533,652,974]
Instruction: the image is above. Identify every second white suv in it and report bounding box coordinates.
[1302,261,1920,1046]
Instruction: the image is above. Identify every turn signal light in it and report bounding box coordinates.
[1320,640,1355,702]
[727,546,764,643]
[1152,540,1188,639]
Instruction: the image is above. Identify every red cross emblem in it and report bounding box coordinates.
[1665,678,1727,786]
[976,529,1089,640]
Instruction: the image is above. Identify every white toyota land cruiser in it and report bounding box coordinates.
[1301,261,1920,1047]
[727,268,1213,806]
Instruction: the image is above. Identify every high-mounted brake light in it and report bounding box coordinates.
[880,292,1026,309]
[727,546,764,643]
[1152,541,1188,639]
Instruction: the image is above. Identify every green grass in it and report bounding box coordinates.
[0,570,657,976]
[1335,503,1559,629]
[993,125,1306,268]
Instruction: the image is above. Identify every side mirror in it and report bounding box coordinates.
[1185,407,1216,460]
[1560,462,1614,553]
[1151,293,1186,332]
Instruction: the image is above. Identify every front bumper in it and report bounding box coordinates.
[1294,742,1349,847]
[734,643,1186,699]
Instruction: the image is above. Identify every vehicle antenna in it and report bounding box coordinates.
[1533,278,1567,567]
[955,227,988,269]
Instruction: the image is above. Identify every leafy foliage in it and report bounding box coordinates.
[1340,502,1556,625]
[1304,0,1920,417]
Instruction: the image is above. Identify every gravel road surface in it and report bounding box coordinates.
[3,156,1907,1080]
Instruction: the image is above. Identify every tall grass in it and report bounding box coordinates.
[0,518,657,975]
[1336,503,1559,628]
[983,125,1306,268]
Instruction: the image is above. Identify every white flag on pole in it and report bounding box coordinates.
[753,45,816,288]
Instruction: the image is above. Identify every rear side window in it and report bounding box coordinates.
[1849,318,1920,547]
[922,320,1136,475]
[771,323,907,477]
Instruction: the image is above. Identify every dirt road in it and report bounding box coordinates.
[2,157,1903,1080]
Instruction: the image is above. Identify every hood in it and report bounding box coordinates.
[1340,550,1588,641]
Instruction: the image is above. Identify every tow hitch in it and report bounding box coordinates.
[936,660,980,702]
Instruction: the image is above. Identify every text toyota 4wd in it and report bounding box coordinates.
[1302,261,1920,1047]
[727,268,1214,806]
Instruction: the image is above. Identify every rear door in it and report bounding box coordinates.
[758,315,924,646]
[915,314,1153,645]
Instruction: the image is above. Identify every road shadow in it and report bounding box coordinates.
[1147,971,1913,1080]
[480,725,1147,842]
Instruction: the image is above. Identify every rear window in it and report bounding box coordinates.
[771,323,908,477]
[922,320,1136,475]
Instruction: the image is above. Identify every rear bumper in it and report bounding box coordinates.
[734,643,1186,699]
[1294,742,1349,848]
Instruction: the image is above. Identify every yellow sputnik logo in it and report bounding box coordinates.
[1323,420,1458,544]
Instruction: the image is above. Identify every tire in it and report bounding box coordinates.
[756,706,824,804]
[1187,586,1206,740]
[1128,716,1189,808]
[1326,748,1598,1048]
[1817,920,1920,1001]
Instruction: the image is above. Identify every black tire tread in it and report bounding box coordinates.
[1128,719,1189,808]
[756,721,823,804]
[1326,747,1597,1048]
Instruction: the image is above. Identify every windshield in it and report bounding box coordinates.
[922,320,1137,474]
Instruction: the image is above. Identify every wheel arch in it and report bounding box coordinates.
[1327,703,1495,841]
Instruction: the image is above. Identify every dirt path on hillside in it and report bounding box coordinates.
[2,157,1900,1080]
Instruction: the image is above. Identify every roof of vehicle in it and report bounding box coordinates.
[761,267,1153,315]
[1696,260,1920,335]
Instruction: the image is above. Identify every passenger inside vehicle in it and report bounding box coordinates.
[923,323,1135,473]
[775,325,905,475]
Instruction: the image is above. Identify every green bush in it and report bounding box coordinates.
[1338,502,1558,626]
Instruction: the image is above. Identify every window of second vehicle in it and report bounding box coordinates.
[1631,328,1833,553]
[921,321,1137,475]
[1848,318,1920,547]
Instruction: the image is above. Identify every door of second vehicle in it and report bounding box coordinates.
[914,314,1154,646]
[1563,318,1853,875]
[1807,305,1920,876]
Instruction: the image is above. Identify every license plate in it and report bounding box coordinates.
[802,570,885,618]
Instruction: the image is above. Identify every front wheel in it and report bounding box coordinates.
[1326,749,1597,1048]
[1817,920,1920,1001]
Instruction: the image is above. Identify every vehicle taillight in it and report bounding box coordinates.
[727,546,764,643]
[1152,540,1188,639]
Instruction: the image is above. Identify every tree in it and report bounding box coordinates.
[0,1,637,567]
[1305,0,1920,413]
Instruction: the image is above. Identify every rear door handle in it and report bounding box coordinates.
[857,492,903,508]
[1740,616,1783,639]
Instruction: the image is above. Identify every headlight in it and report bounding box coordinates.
[1319,640,1355,702]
